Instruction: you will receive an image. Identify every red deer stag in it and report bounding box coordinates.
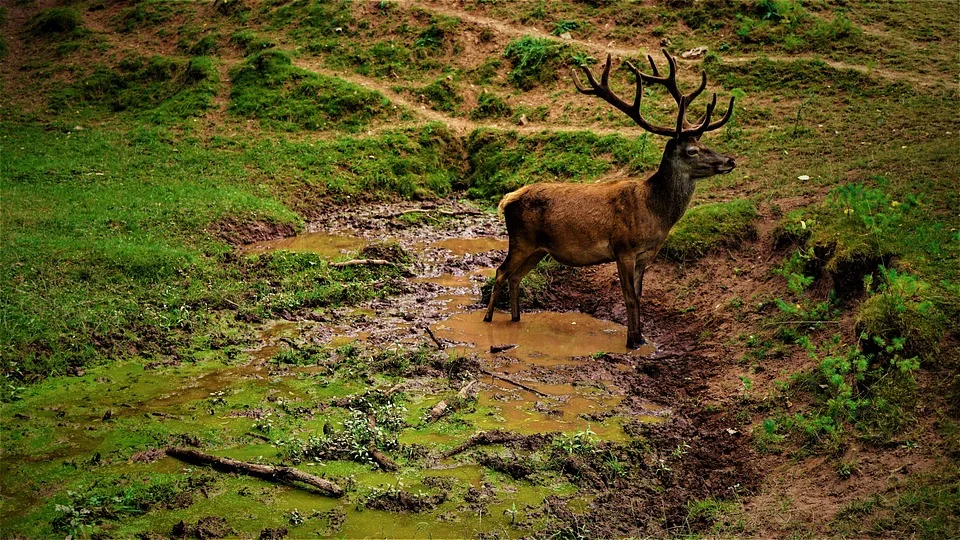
[483,50,736,349]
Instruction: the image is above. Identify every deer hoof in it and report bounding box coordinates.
[511,315,521,322]
[626,336,647,349]
[483,314,493,323]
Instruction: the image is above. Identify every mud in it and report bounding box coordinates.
[1,200,757,538]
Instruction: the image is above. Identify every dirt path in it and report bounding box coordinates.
[291,57,653,137]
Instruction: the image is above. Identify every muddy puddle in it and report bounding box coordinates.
[1,203,668,538]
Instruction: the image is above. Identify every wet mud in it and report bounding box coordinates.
[1,200,757,538]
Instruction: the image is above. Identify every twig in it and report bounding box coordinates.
[424,325,445,350]
[329,259,394,268]
[245,432,271,443]
[165,447,344,497]
[479,368,550,398]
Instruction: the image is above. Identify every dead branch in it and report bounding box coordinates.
[427,401,449,423]
[369,447,398,471]
[442,430,529,459]
[165,447,344,497]
[479,368,550,398]
[424,325,445,350]
[329,259,394,268]
[490,343,517,353]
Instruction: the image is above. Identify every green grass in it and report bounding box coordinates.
[229,49,396,132]
[0,122,416,385]
[50,55,220,122]
[28,7,84,37]
[660,200,759,262]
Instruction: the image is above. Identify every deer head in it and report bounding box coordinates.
[571,50,736,180]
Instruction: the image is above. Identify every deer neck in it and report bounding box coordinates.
[646,152,696,228]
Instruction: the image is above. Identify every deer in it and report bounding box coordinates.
[482,50,736,349]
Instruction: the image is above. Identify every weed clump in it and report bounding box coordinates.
[229,50,392,132]
[28,8,83,37]
[504,36,577,90]
[856,268,945,362]
[418,77,463,113]
[661,200,758,261]
[470,92,512,120]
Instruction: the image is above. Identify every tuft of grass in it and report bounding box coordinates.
[28,7,83,37]
[856,268,946,362]
[503,36,578,90]
[229,50,394,132]
[418,77,463,113]
[470,92,512,120]
[229,30,275,56]
[660,200,758,261]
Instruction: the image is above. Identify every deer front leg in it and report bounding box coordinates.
[508,252,546,322]
[484,248,530,322]
[616,257,645,349]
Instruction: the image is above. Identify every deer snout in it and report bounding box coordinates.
[719,156,736,173]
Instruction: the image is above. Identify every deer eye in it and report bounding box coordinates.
[685,147,699,157]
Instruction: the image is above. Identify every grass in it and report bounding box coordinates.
[229,49,395,132]
[50,55,220,121]
[1,0,958,537]
[660,200,759,262]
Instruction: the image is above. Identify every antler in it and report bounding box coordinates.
[571,54,675,137]
[572,49,735,139]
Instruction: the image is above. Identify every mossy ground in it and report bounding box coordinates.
[1,0,958,537]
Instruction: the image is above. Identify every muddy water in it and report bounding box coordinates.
[242,232,366,258]
[432,310,655,438]
[430,237,507,255]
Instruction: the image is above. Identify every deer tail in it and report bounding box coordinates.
[497,186,530,217]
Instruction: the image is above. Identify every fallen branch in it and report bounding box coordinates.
[424,325,445,350]
[369,447,398,471]
[329,259,394,268]
[442,430,529,459]
[490,343,517,353]
[480,368,550,398]
[427,401,449,423]
[165,447,344,497]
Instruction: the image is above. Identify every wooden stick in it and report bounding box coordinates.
[479,368,550,398]
[165,447,344,497]
[369,447,398,471]
[442,430,529,459]
[329,259,394,268]
[424,325,445,350]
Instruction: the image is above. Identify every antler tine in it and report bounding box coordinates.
[702,95,736,132]
[684,94,717,137]
[600,54,612,87]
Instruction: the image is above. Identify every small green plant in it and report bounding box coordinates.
[551,20,582,36]
[470,92,512,120]
[504,36,571,90]
[554,426,597,456]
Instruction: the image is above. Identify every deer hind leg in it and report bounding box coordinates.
[484,248,533,322]
[616,256,645,349]
[508,251,547,322]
